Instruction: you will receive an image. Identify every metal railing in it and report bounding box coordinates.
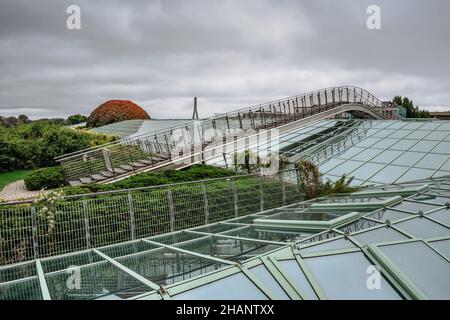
[0,169,305,266]
[55,86,385,184]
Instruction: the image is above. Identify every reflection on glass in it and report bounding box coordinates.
[172,272,268,300]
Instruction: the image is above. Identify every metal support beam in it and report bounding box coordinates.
[93,249,160,291]
[36,259,51,300]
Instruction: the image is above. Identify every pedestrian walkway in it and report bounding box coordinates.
[0,180,50,202]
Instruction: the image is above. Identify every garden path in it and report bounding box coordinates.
[0,180,50,202]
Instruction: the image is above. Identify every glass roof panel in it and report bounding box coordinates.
[349,163,385,181]
[432,170,450,178]
[372,121,392,129]
[352,149,382,162]
[388,130,411,139]
[389,139,417,151]
[261,210,341,222]
[415,154,448,170]
[319,158,345,173]
[406,130,431,140]
[391,151,426,166]
[394,217,450,239]
[370,138,399,149]
[338,218,381,233]
[172,272,268,300]
[115,247,226,286]
[390,200,441,213]
[410,141,439,153]
[98,241,158,259]
[0,277,42,300]
[352,226,409,246]
[412,194,450,206]
[371,150,403,164]
[403,122,425,130]
[304,252,401,299]
[427,208,450,226]
[327,160,364,177]
[41,251,104,273]
[421,122,445,130]
[299,237,356,254]
[223,226,310,243]
[337,147,365,160]
[370,129,392,138]
[191,223,244,234]
[424,131,449,141]
[431,141,450,154]
[249,264,290,300]
[428,239,450,260]
[396,168,435,183]
[367,209,415,222]
[369,165,410,184]
[439,159,450,171]
[175,236,282,262]
[150,231,206,245]
[278,259,317,299]
[0,262,37,283]
[354,137,380,148]
[379,241,450,299]
[45,260,151,300]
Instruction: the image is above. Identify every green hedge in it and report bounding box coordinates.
[0,120,116,172]
[24,167,68,190]
[62,165,238,195]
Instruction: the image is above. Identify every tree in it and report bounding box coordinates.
[393,96,430,118]
[18,115,31,124]
[67,114,87,125]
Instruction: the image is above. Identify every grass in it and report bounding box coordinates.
[0,169,36,191]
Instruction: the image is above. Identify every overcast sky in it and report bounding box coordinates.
[0,0,449,119]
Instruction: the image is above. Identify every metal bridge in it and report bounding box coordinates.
[56,86,386,186]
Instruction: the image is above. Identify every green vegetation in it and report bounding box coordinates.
[295,160,321,199]
[320,175,359,196]
[0,120,116,172]
[67,114,87,125]
[393,96,430,118]
[24,167,67,191]
[62,164,237,195]
[0,169,35,191]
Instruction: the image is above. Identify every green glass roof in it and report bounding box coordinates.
[205,119,450,186]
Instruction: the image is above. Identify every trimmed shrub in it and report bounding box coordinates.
[87,100,151,128]
[24,167,68,190]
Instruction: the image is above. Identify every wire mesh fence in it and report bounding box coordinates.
[0,169,305,266]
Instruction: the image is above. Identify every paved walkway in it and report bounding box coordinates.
[0,180,50,202]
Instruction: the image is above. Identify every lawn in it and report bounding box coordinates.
[0,169,35,191]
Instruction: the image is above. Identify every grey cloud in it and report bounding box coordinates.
[0,0,449,119]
